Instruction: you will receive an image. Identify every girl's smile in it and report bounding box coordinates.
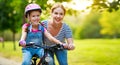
[29,11,41,25]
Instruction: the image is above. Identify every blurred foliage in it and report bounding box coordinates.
[63,10,82,39]
[79,11,102,39]
[0,0,11,31]
[99,9,120,38]
[0,0,28,50]
[91,0,120,12]
[54,0,71,2]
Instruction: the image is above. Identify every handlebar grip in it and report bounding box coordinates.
[26,42,35,46]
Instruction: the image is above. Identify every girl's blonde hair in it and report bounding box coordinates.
[51,3,66,15]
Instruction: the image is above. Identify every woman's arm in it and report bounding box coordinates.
[64,24,75,50]
[44,29,62,44]
[66,38,75,50]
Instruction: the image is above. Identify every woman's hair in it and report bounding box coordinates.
[51,3,66,15]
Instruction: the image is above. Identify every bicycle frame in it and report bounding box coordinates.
[38,44,64,65]
[31,54,38,65]
[26,42,64,65]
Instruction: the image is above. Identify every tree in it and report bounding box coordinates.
[99,9,120,38]
[91,0,120,12]
[0,0,12,48]
[9,0,28,51]
[79,12,102,39]
[0,0,28,50]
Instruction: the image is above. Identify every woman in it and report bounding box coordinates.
[42,3,75,65]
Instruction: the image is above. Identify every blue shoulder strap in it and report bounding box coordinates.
[40,24,45,44]
[27,24,32,32]
[28,24,44,32]
[41,26,44,33]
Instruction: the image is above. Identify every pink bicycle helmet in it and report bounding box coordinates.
[25,3,42,17]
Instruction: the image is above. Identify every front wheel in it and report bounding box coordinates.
[41,62,48,65]
[31,60,36,65]
[37,61,48,65]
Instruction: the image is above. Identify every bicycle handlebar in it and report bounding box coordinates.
[26,42,65,50]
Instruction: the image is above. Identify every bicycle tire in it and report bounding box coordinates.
[31,60,35,65]
[38,59,49,65]
[41,61,48,65]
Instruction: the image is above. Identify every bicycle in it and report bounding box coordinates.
[26,42,65,65]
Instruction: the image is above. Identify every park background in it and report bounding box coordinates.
[0,0,120,65]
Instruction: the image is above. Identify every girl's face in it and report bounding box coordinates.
[51,7,65,24]
[29,11,41,25]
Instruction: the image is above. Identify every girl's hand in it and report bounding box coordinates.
[19,40,26,47]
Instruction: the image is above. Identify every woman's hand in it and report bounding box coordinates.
[62,43,75,50]
[62,43,68,49]
[67,43,75,50]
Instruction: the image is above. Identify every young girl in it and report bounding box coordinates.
[19,3,63,65]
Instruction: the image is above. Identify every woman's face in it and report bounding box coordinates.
[29,11,41,25]
[51,7,65,24]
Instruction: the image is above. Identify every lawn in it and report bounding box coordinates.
[0,39,120,65]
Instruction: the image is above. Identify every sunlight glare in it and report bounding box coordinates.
[47,0,55,5]
[107,0,114,3]
[69,0,93,10]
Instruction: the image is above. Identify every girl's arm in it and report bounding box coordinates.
[19,24,28,47]
[19,28,27,47]
[20,28,27,41]
[44,29,62,44]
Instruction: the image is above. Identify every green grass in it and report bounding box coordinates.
[0,41,22,62]
[0,39,120,65]
[68,39,120,65]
